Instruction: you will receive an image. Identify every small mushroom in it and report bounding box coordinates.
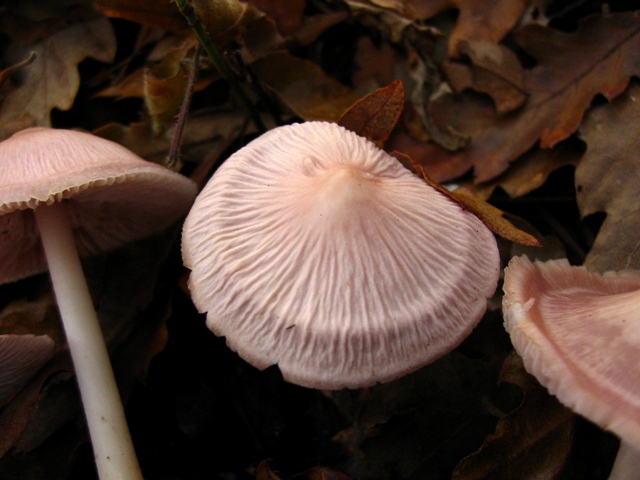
[502,255,640,480]
[0,127,197,479]
[0,334,55,407]
[182,121,500,389]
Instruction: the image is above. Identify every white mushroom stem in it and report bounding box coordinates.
[608,441,640,480]
[34,201,143,480]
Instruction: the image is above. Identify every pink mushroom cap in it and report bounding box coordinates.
[0,127,198,284]
[503,255,640,450]
[183,121,500,389]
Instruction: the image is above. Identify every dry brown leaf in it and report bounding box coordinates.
[94,111,247,168]
[408,0,531,56]
[442,41,526,114]
[448,187,541,247]
[143,43,194,134]
[394,151,540,247]
[194,0,266,48]
[96,0,189,34]
[0,16,116,126]
[453,351,575,480]
[461,141,582,201]
[246,0,305,36]
[576,81,640,273]
[0,53,36,91]
[252,51,361,122]
[338,80,404,147]
[403,11,640,183]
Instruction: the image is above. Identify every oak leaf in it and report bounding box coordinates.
[442,41,526,114]
[96,0,188,33]
[461,141,581,201]
[394,151,541,247]
[338,80,404,147]
[408,0,531,56]
[576,81,640,272]
[246,0,305,36]
[453,351,575,480]
[252,51,360,122]
[0,16,116,126]
[406,11,640,183]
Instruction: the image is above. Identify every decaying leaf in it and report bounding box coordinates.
[246,0,305,36]
[193,0,264,48]
[0,53,36,91]
[453,351,575,479]
[448,187,542,248]
[461,141,582,201]
[576,81,640,272]
[252,51,361,122]
[338,80,404,147]
[442,40,526,114]
[408,0,531,56]
[94,111,247,168]
[0,15,116,126]
[96,0,189,34]
[395,152,541,247]
[403,11,640,183]
[143,43,193,134]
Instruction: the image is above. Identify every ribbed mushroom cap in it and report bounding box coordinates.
[183,121,500,389]
[503,256,640,449]
[0,127,198,283]
[0,334,55,407]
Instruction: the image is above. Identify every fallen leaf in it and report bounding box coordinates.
[460,141,582,201]
[194,0,263,48]
[352,35,401,91]
[338,80,404,147]
[442,41,526,114]
[307,466,351,480]
[252,51,361,122]
[453,351,575,480]
[402,11,640,183]
[408,0,531,56]
[144,44,193,134]
[0,15,116,126]
[96,0,189,34]
[246,0,305,36]
[395,152,541,247]
[255,459,282,480]
[449,187,542,247]
[576,81,640,272]
[0,53,36,91]
[94,110,247,168]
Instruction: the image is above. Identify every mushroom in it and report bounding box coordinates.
[182,121,500,389]
[0,334,55,407]
[0,127,197,479]
[502,255,640,480]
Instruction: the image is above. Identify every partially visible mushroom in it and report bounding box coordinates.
[502,255,640,480]
[0,127,197,479]
[182,121,500,389]
[0,334,55,407]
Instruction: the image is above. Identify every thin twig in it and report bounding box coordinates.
[174,0,265,132]
[167,43,201,169]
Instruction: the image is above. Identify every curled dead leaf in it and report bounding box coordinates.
[394,151,541,247]
[252,51,360,122]
[453,351,575,480]
[337,80,404,148]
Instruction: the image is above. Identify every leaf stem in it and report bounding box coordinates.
[174,0,265,132]
[167,43,201,169]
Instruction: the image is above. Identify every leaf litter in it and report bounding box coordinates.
[0,0,636,479]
